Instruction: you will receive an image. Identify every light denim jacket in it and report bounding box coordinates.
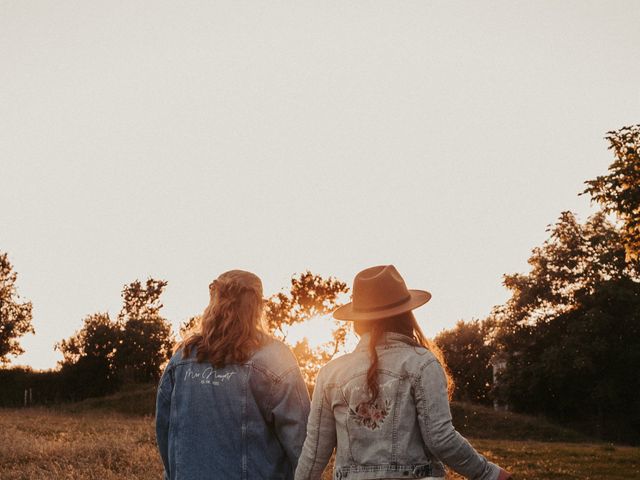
[295,332,500,480]
[156,338,311,480]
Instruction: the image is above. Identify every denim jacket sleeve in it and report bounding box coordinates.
[294,369,336,480]
[155,364,174,480]
[270,364,312,469]
[414,359,500,480]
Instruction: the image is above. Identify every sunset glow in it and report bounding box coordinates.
[1,3,639,478]
[285,314,358,355]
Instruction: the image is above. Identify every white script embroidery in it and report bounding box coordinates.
[184,367,237,386]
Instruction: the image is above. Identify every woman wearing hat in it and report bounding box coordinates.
[156,270,310,480]
[295,265,512,480]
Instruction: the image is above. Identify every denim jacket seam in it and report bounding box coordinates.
[413,358,439,454]
[334,384,355,463]
[354,333,428,352]
[173,358,192,367]
[390,376,404,464]
[354,343,412,353]
[249,363,279,415]
[241,366,252,480]
[282,364,305,408]
[328,367,405,389]
[250,361,281,382]
[262,363,304,419]
[279,363,302,382]
[158,365,175,402]
[305,378,326,479]
[415,358,438,377]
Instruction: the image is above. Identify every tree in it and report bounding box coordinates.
[584,124,640,260]
[264,271,348,338]
[435,319,495,405]
[0,252,34,364]
[264,271,349,384]
[290,339,334,387]
[114,279,173,383]
[57,277,173,391]
[56,312,119,367]
[491,211,640,441]
[178,315,201,341]
[494,210,636,343]
[495,278,640,442]
[55,312,120,397]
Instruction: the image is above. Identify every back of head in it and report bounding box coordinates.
[334,265,453,402]
[180,270,267,366]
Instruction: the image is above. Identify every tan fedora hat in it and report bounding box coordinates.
[333,265,431,321]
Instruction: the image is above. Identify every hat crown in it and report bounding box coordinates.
[352,265,411,313]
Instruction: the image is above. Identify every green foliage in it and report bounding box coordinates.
[494,211,636,338]
[264,271,348,336]
[0,252,34,363]
[0,367,62,406]
[118,278,167,323]
[435,320,495,406]
[55,313,120,397]
[495,278,640,443]
[492,210,640,442]
[56,313,118,368]
[264,271,349,385]
[584,124,640,260]
[290,338,335,387]
[178,315,201,341]
[114,279,173,383]
[56,278,173,397]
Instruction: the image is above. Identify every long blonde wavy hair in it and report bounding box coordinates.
[179,270,267,366]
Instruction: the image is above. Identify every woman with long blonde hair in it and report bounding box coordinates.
[295,265,511,480]
[156,270,310,480]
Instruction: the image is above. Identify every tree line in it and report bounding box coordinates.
[434,125,640,443]
[1,124,638,442]
[0,268,348,405]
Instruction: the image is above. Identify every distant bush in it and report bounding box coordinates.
[0,362,121,407]
[0,367,65,407]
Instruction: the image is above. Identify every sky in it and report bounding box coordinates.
[1,1,639,370]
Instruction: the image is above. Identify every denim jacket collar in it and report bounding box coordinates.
[354,331,417,352]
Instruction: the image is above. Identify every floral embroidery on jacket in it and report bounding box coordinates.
[348,398,391,430]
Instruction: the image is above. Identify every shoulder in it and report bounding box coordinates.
[163,346,199,373]
[250,336,299,379]
[318,344,440,383]
[402,346,439,376]
[314,350,365,386]
[410,345,438,366]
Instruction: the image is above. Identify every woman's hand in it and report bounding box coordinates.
[497,467,512,480]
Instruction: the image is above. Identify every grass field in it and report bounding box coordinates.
[1,407,638,480]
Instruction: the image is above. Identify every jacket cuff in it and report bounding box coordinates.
[484,462,502,480]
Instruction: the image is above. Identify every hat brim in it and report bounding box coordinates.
[332,289,432,321]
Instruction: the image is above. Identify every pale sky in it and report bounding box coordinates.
[1,1,639,370]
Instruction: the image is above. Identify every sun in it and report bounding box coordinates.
[284,314,358,354]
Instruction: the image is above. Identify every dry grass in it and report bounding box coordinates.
[0,408,162,480]
[1,408,638,480]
